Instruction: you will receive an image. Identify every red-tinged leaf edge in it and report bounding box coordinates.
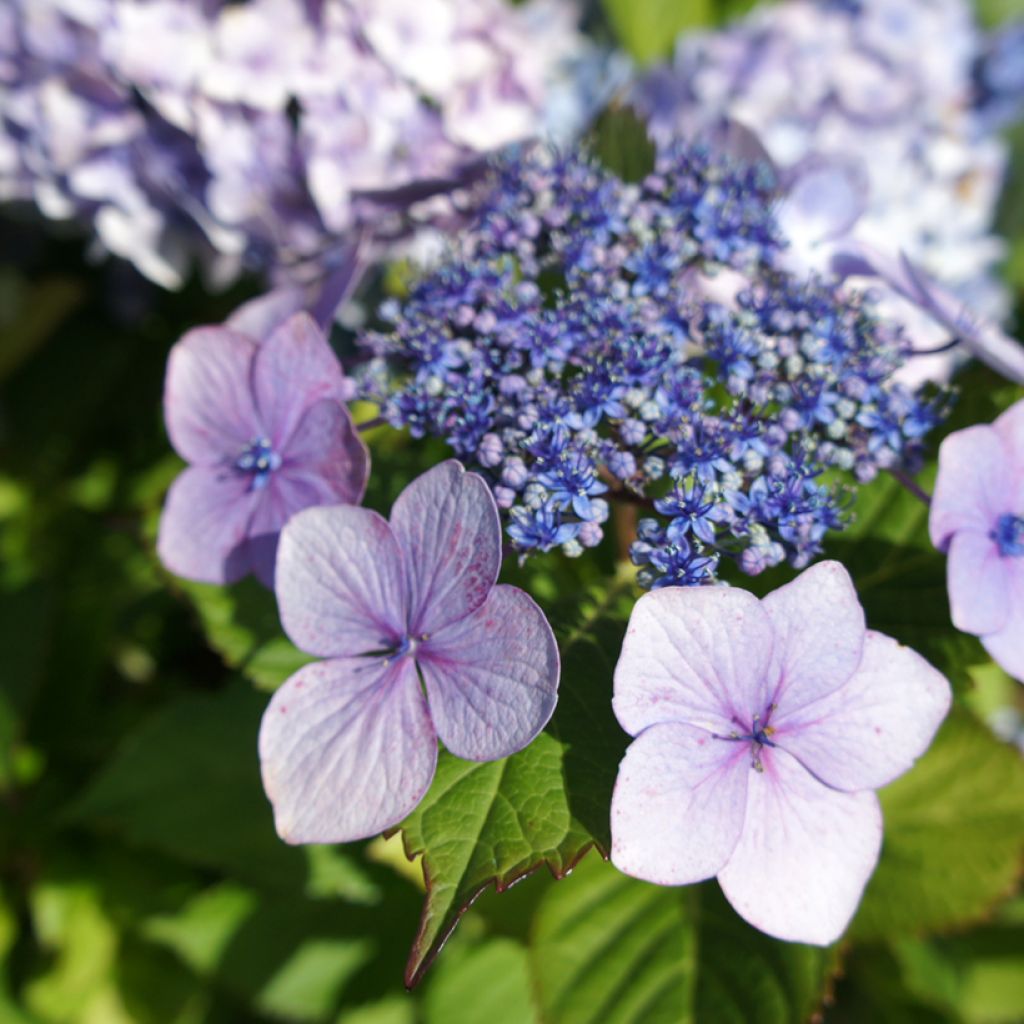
[390,832,607,989]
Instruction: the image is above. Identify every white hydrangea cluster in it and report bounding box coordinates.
[633,0,1017,383]
[0,0,594,290]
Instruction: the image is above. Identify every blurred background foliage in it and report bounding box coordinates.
[3,0,1024,1021]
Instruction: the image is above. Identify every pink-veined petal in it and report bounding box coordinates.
[947,530,1011,635]
[930,425,1010,549]
[156,465,259,584]
[774,631,950,792]
[417,585,558,761]
[763,561,865,712]
[258,656,436,844]
[612,586,776,739]
[275,505,407,657]
[253,313,348,450]
[981,561,1024,682]
[164,326,260,464]
[610,722,749,886]
[389,461,501,635]
[717,748,882,945]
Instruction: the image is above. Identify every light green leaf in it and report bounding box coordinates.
[600,0,713,65]
[423,938,538,1024]
[530,855,839,1024]
[396,581,636,985]
[851,709,1024,939]
[142,880,418,1022]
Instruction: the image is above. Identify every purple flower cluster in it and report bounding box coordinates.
[630,0,1020,386]
[0,0,592,291]
[360,143,946,589]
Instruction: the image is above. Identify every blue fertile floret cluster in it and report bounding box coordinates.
[359,143,947,588]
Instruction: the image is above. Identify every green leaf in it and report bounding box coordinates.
[69,683,309,889]
[600,0,713,65]
[851,709,1024,940]
[423,938,538,1024]
[529,855,839,1024]
[892,923,1024,1024]
[591,106,657,184]
[179,576,311,692]
[24,879,127,1024]
[141,878,420,1022]
[395,581,636,986]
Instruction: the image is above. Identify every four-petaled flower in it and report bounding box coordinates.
[610,561,950,944]
[930,397,1024,681]
[259,461,560,843]
[158,312,368,588]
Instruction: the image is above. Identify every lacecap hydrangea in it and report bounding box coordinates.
[358,142,947,589]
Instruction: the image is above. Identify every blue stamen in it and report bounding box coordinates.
[991,514,1024,558]
[235,437,282,491]
[714,704,778,772]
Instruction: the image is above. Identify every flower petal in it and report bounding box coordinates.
[777,156,867,252]
[774,631,950,791]
[610,722,749,886]
[389,461,502,635]
[762,561,865,712]
[156,465,259,584]
[276,505,407,657]
[253,313,349,450]
[417,585,559,761]
[163,326,260,464]
[831,245,1024,384]
[227,286,309,339]
[259,656,437,844]
[281,398,369,507]
[717,749,882,945]
[947,530,1011,635]
[238,401,371,588]
[930,425,1010,549]
[981,562,1024,682]
[612,586,776,739]
[993,399,1024,509]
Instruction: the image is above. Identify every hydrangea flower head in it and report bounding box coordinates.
[362,143,947,587]
[158,312,368,587]
[930,398,1024,681]
[610,561,950,944]
[259,460,560,843]
[631,0,1017,384]
[0,0,596,291]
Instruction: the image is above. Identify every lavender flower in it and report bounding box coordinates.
[610,561,951,944]
[631,0,1019,385]
[1,0,594,294]
[930,398,1024,681]
[361,143,947,588]
[259,461,560,843]
[158,312,368,587]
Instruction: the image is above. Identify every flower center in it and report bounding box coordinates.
[714,703,778,772]
[991,514,1024,558]
[235,437,281,491]
[380,633,429,666]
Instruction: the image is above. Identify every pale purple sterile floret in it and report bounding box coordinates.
[258,460,560,844]
[610,561,950,945]
[929,398,1024,681]
[158,311,368,588]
